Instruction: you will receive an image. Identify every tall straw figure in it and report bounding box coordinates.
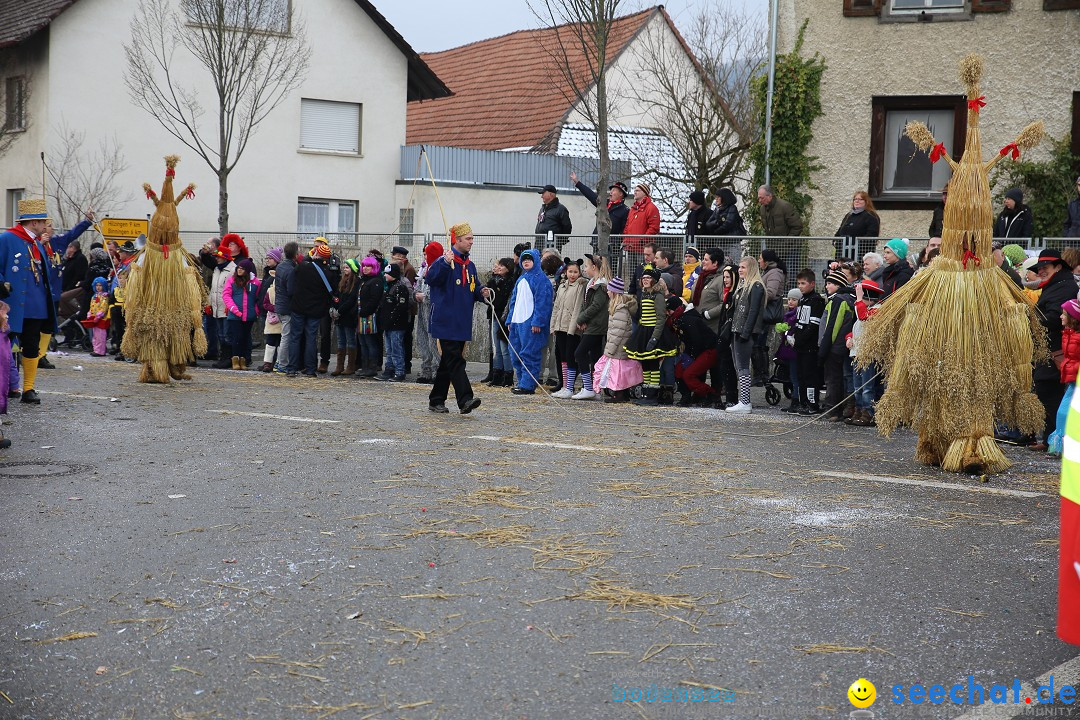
[858,54,1046,474]
[121,155,208,383]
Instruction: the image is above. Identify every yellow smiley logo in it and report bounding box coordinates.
[848,678,876,708]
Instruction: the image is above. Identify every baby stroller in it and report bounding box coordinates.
[762,356,794,406]
[52,289,91,351]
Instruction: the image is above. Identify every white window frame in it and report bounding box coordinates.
[7,188,24,226]
[888,0,966,13]
[297,198,357,235]
[299,98,362,156]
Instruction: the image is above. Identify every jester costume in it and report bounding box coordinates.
[1062,393,1080,644]
[507,249,554,393]
[120,155,208,383]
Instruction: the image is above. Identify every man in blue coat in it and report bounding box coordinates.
[37,210,94,368]
[506,249,554,395]
[0,199,61,404]
[426,221,492,414]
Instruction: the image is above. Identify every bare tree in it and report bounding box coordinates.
[124,0,309,235]
[46,121,130,229]
[623,2,765,217]
[528,0,627,258]
[0,48,32,160]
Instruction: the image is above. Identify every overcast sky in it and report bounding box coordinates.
[379,0,765,54]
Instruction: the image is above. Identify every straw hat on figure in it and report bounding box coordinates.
[120,155,208,383]
[858,54,1046,474]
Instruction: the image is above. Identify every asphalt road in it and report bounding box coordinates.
[0,352,1077,720]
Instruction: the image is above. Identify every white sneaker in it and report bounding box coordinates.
[725,402,752,414]
[551,388,573,399]
[571,389,596,400]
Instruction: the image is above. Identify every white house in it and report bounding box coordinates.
[0,0,448,238]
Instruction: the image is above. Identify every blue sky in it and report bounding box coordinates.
[379,0,766,54]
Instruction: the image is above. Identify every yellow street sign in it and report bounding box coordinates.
[100,218,148,239]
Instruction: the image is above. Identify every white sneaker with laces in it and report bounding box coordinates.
[725,402,752,414]
[551,388,573,399]
[571,389,597,400]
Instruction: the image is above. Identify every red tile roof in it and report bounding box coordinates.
[407,7,660,152]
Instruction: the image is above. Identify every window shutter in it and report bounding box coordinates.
[1044,0,1080,9]
[971,0,1011,11]
[300,99,361,153]
[843,0,881,16]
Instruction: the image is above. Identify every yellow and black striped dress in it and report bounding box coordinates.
[626,290,676,362]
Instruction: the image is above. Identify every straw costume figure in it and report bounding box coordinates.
[121,155,208,383]
[858,54,1046,474]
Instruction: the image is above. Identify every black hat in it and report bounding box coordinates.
[539,184,558,194]
[642,267,662,282]
[609,181,629,196]
[117,241,136,253]
[684,247,700,261]
[384,263,402,280]
[1033,249,1064,270]
[689,190,706,205]
[391,246,408,257]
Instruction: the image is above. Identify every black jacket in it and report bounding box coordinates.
[793,290,826,353]
[535,198,572,235]
[1065,197,1080,238]
[381,279,411,331]
[704,203,745,236]
[336,280,359,324]
[834,211,880,239]
[291,259,334,318]
[274,258,296,315]
[573,181,628,235]
[819,291,855,361]
[684,206,708,242]
[486,272,514,328]
[674,307,717,356]
[61,252,88,292]
[880,260,914,298]
[994,206,1034,238]
[929,204,944,237]
[357,275,384,319]
[1035,268,1080,381]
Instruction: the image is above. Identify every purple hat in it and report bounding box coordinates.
[236,258,257,276]
[1064,299,1080,323]
[265,247,283,263]
[607,276,626,294]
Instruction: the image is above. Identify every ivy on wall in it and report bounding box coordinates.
[748,20,825,235]
[990,136,1080,239]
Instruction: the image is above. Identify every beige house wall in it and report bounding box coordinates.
[777,0,1080,238]
[1,0,411,233]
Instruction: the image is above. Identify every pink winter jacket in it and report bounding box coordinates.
[222,275,261,321]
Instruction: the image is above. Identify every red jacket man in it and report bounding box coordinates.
[622,183,661,251]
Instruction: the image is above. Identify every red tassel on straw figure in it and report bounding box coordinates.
[999,143,1020,160]
[967,95,986,112]
[929,143,947,163]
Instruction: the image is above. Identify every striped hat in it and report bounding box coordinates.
[313,243,332,258]
[608,276,626,294]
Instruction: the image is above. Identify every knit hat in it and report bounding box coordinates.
[236,258,257,276]
[635,182,651,197]
[608,276,626,294]
[265,247,283,264]
[642,268,662,282]
[666,295,684,312]
[689,190,706,205]
[1005,187,1024,205]
[360,256,381,274]
[313,243,332,259]
[344,258,360,274]
[384,263,401,280]
[786,288,802,301]
[1002,243,1026,267]
[92,276,109,291]
[391,246,409,257]
[824,270,848,288]
[424,241,444,266]
[684,247,700,260]
[885,238,908,261]
[1064,299,1080,322]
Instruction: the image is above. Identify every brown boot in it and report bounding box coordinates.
[843,400,855,420]
[330,349,346,376]
[342,349,357,376]
[239,357,247,371]
[231,356,241,370]
[317,358,329,374]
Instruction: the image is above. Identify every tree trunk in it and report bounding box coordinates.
[218,168,229,236]
[595,67,612,260]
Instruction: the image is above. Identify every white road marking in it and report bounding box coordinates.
[207,410,340,424]
[951,654,1080,718]
[354,439,397,444]
[814,471,1046,499]
[38,391,117,401]
[468,435,624,454]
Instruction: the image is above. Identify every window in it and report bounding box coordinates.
[7,189,24,226]
[869,96,966,208]
[300,99,361,154]
[183,0,291,34]
[843,0,1011,15]
[890,0,963,11]
[4,77,26,132]
[398,208,414,235]
[297,199,357,235]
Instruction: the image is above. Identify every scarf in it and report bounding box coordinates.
[691,267,717,306]
[850,207,865,215]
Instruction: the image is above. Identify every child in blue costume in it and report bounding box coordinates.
[506,249,554,394]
